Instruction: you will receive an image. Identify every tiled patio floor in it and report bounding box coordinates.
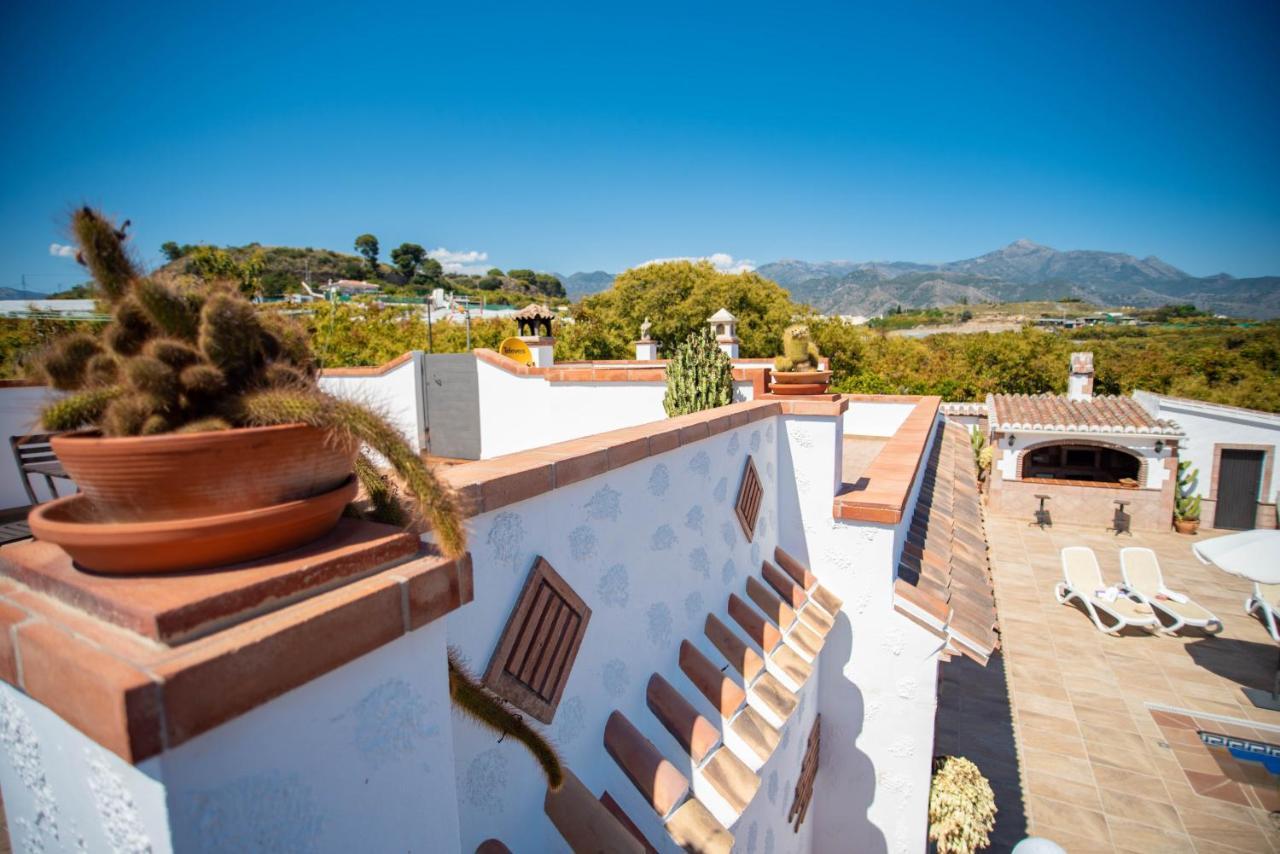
[979,517,1280,853]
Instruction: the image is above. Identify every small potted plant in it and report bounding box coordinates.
[928,755,996,854]
[28,207,465,573]
[770,324,832,395]
[1173,461,1202,535]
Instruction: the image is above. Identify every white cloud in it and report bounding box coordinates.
[635,252,756,274]
[49,243,77,258]
[428,247,490,274]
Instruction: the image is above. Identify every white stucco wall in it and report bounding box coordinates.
[319,353,425,453]
[993,430,1172,490]
[475,360,756,459]
[0,385,69,510]
[0,620,458,854]
[776,413,942,854]
[843,402,915,438]
[448,417,788,852]
[1135,391,1280,504]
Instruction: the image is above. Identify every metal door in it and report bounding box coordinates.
[1216,449,1265,530]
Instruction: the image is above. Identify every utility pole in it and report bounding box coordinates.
[426,298,434,353]
[465,301,472,350]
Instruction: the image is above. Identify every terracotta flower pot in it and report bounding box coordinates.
[52,424,357,523]
[29,477,358,574]
[769,369,833,396]
[1174,518,1200,535]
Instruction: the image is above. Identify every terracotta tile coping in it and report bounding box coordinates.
[318,350,415,378]
[0,522,472,763]
[833,396,942,524]
[0,378,44,388]
[441,397,848,517]
[474,348,770,394]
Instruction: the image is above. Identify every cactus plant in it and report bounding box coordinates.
[33,207,465,558]
[928,756,997,854]
[1174,459,1202,522]
[663,328,734,416]
[774,323,822,372]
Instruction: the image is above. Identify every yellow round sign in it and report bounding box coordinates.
[498,337,534,367]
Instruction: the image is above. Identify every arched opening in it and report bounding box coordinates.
[1021,442,1142,486]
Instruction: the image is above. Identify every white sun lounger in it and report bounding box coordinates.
[1119,547,1222,634]
[1055,546,1158,635]
[1246,582,1280,642]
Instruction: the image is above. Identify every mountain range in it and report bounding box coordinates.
[561,240,1280,319]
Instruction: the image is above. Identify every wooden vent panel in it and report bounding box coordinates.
[735,455,764,541]
[484,556,591,723]
[788,714,821,832]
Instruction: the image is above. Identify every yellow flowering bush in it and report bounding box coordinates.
[929,756,997,854]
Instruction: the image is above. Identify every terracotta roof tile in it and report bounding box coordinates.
[989,393,1183,436]
[894,422,1001,664]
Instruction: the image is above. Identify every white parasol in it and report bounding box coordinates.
[1192,529,1280,584]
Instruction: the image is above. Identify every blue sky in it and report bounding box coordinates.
[2,1,1278,292]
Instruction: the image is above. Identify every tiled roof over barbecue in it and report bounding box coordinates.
[896,422,999,664]
[988,393,1183,436]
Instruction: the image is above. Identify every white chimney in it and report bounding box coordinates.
[707,308,740,359]
[1068,351,1094,401]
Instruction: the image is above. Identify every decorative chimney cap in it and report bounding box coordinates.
[707,308,737,323]
[514,303,555,320]
[1070,352,1094,373]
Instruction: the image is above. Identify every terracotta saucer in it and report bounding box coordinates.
[28,477,359,575]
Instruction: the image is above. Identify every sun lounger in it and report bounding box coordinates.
[1246,582,1280,642]
[1055,546,1158,635]
[1119,547,1221,634]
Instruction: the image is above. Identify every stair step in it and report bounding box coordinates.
[746,576,795,630]
[700,746,761,814]
[604,711,690,817]
[762,560,808,609]
[600,791,659,854]
[797,601,834,637]
[774,545,817,590]
[769,643,813,690]
[647,674,720,764]
[705,614,764,683]
[811,583,843,615]
[544,767,647,854]
[664,799,734,854]
[750,672,798,723]
[679,640,746,717]
[730,706,781,763]
[728,593,781,652]
[786,619,824,659]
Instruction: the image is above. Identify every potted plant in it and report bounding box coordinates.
[28,207,465,573]
[1173,460,1202,535]
[928,755,996,854]
[770,324,832,395]
[663,328,734,416]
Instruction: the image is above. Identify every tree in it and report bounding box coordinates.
[160,241,190,262]
[579,260,797,359]
[534,273,566,298]
[506,268,536,284]
[354,234,379,276]
[486,267,505,277]
[663,328,734,416]
[390,243,426,282]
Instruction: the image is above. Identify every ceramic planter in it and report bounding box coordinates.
[769,369,833,396]
[1174,518,1200,535]
[52,424,356,523]
[29,477,358,574]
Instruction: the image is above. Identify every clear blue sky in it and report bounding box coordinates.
[3,0,1278,292]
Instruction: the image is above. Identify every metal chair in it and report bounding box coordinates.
[1108,499,1132,536]
[10,433,73,506]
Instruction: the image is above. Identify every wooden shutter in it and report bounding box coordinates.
[788,714,821,831]
[483,557,591,723]
[735,455,764,541]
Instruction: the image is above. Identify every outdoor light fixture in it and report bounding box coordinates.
[1007,434,1016,447]
[1155,440,1164,454]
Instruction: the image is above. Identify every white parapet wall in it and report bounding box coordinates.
[0,620,460,853]
[318,353,426,454]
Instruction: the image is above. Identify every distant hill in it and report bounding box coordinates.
[756,241,1280,318]
[556,270,616,301]
[0,287,50,300]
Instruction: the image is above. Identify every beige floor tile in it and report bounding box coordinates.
[1105,817,1197,853]
[1024,768,1103,812]
[1020,725,1089,760]
[1027,794,1112,843]
[1098,787,1183,830]
[1013,691,1079,721]
[1179,808,1276,852]
[1093,766,1174,804]
[1019,746,1097,787]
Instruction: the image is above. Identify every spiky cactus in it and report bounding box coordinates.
[662,328,734,416]
[34,207,466,557]
[1174,460,1202,522]
[774,323,821,372]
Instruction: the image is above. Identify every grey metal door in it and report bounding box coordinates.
[1216,449,1265,530]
